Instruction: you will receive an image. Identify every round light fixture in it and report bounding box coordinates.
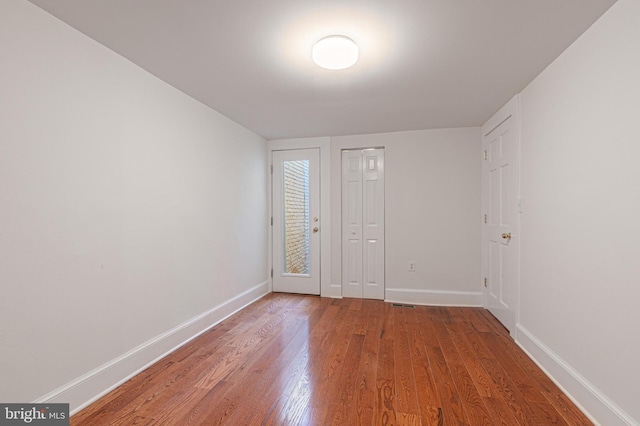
[312,35,359,70]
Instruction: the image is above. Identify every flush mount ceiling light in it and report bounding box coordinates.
[312,35,359,70]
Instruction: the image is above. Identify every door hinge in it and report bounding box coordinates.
[270,165,273,174]
[484,214,487,224]
[271,268,273,278]
[483,150,487,160]
[484,277,488,288]
[270,216,273,226]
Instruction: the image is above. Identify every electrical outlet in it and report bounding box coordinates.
[408,261,416,272]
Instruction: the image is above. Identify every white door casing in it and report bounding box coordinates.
[482,96,520,335]
[272,149,320,295]
[342,149,385,300]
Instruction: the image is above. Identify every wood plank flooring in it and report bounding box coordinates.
[71,294,593,425]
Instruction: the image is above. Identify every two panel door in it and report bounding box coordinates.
[342,149,385,300]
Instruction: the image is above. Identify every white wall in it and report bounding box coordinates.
[517,0,640,424]
[331,128,482,305]
[0,0,268,411]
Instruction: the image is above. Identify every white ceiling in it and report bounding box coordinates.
[28,0,616,140]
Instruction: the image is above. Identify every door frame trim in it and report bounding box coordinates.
[481,94,521,336]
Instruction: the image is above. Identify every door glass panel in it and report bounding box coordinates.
[282,160,310,275]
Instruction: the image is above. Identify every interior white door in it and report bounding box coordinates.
[483,105,519,334]
[342,150,363,298]
[272,149,320,295]
[342,149,385,300]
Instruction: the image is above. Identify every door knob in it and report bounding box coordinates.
[313,227,319,233]
[502,232,511,241]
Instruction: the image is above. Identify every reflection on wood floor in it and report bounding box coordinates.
[71,293,592,425]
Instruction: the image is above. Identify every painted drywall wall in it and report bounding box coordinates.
[331,128,482,305]
[0,0,268,409]
[518,0,640,423]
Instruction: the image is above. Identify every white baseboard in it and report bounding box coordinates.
[516,325,638,426]
[385,287,483,307]
[36,281,270,415]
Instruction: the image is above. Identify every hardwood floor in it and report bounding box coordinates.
[71,294,592,425]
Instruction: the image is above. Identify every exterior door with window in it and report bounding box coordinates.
[272,149,320,295]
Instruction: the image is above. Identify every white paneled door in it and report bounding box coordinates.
[342,149,385,300]
[272,149,320,295]
[483,99,519,335]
